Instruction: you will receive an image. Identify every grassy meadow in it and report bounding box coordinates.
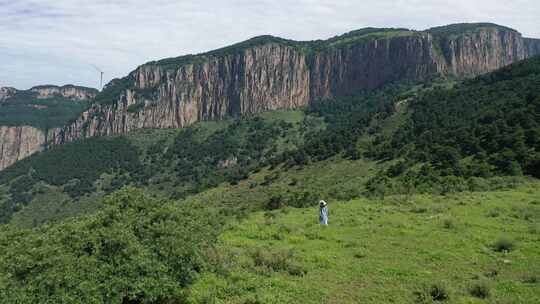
[188,182,540,303]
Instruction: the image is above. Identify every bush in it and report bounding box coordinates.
[353,249,367,259]
[521,274,538,284]
[469,281,490,299]
[411,206,428,214]
[250,247,306,276]
[442,218,455,229]
[415,282,450,303]
[493,237,514,252]
[266,195,284,210]
[0,188,220,302]
[486,208,501,218]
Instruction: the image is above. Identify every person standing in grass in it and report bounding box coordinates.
[319,200,328,225]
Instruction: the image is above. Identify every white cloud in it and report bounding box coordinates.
[1,0,539,89]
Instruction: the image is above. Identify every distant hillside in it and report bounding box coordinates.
[49,23,540,152]
[0,85,97,170]
[366,55,540,194]
[2,56,540,226]
[0,85,97,129]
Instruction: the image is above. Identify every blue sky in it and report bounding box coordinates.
[1,0,539,90]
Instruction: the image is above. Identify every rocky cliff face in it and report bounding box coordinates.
[309,33,444,99]
[0,85,96,170]
[524,38,540,58]
[436,27,528,77]
[3,23,540,170]
[58,43,311,140]
[0,87,17,102]
[0,126,61,170]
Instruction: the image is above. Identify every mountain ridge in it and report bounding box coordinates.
[1,23,540,171]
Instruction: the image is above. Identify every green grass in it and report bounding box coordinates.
[188,183,540,303]
[183,156,379,212]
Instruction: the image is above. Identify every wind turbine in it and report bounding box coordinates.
[91,64,104,90]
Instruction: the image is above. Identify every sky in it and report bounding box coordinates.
[1,0,539,90]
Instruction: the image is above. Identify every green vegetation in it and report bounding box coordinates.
[428,23,517,38]
[0,109,320,225]
[93,76,134,105]
[366,56,540,194]
[151,35,300,71]
[0,91,90,129]
[325,29,414,49]
[150,28,414,72]
[0,136,141,223]
[0,53,539,302]
[0,188,221,303]
[188,184,540,303]
[127,101,146,113]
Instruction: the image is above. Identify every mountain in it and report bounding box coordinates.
[2,54,540,225]
[20,23,540,158]
[0,53,539,302]
[0,85,97,170]
[1,24,539,172]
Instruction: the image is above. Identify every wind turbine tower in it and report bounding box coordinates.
[91,64,104,91]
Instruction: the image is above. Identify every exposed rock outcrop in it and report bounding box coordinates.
[57,43,311,140]
[0,126,61,170]
[3,23,540,170]
[436,27,528,77]
[0,87,17,102]
[55,25,537,146]
[0,85,96,170]
[30,85,98,100]
[524,38,540,58]
[309,33,444,99]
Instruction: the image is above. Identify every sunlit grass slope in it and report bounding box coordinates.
[189,183,540,303]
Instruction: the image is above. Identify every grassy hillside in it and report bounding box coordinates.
[189,183,540,303]
[366,56,540,195]
[0,57,539,302]
[0,109,323,226]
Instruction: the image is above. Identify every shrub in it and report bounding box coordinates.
[126,102,145,113]
[428,283,449,301]
[266,195,284,210]
[415,282,450,303]
[411,206,428,214]
[287,191,317,208]
[0,188,219,302]
[353,249,367,259]
[442,218,455,229]
[484,269,498,278]
[250,247,306,276]
[521,274,538,284]
[493,237,514,252]
[486,208,501,218]
[528,224,540,234]
[469,281,490,299]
